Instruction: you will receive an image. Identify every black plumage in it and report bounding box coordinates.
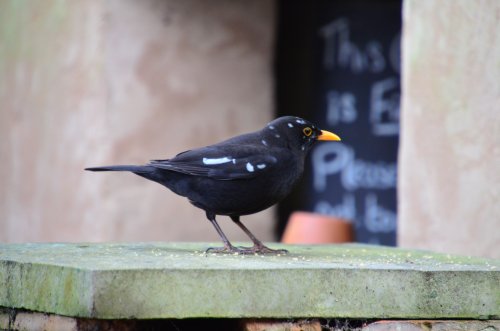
[85,116,340,254]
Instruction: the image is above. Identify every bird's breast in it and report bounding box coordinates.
[190,155,304,215]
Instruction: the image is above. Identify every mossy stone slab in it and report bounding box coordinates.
[0,243,498,319]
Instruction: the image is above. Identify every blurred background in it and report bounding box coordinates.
[0,0,498,259]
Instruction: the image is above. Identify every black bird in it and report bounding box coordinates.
[85,116,340,254]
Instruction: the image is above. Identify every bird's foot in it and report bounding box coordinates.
[205,244,288,255]
[236,244,288,255]
[205,244,246,254]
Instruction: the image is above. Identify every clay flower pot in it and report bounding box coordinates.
[281,211,353,244]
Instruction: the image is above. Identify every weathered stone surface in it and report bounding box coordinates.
[0,308,165,331]
[0,243,499,319]
[363,320,500,331]
[0,309,78,331]
[242,319,322,331]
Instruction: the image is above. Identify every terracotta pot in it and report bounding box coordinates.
[281,211,353,244]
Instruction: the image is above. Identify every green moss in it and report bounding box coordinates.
[1,243,499,319]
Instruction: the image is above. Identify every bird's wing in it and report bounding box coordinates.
[149,145,279,180]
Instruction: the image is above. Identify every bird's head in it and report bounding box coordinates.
[262,116,341,152]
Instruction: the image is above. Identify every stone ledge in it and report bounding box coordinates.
[0,243,498,319]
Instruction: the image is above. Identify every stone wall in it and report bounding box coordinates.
[399,0,500,258]
[0,0,276,243]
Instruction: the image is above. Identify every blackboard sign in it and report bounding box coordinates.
[276,1,401,245]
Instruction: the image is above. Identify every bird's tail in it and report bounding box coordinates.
[85,165,154,173]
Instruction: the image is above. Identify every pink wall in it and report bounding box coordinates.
[399,0,499,258]
[0,0,276,243]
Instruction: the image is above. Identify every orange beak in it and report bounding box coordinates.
[317,130,341,141]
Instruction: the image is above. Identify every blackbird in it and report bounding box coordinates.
[85,116,340,254]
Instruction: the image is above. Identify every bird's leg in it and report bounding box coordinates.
[205,212,241,254]
[230,216,288,255]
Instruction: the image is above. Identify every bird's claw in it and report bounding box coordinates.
[205,245,241,254]
[249,245,289,255]
[205,244,288,255]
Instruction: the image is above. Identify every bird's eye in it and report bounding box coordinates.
[303,127,313,137]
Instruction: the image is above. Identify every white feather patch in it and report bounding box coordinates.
[202,157,232,165]
[246,162,255,172]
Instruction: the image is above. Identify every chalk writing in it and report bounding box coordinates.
[319,18,386,73]
[370,77,400,136]
[364,193,397,233]
[314,194,356,222]
[326,90,358,126]
[312,144,397,192]
[313,193,397,234]
[292,4,402,245]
